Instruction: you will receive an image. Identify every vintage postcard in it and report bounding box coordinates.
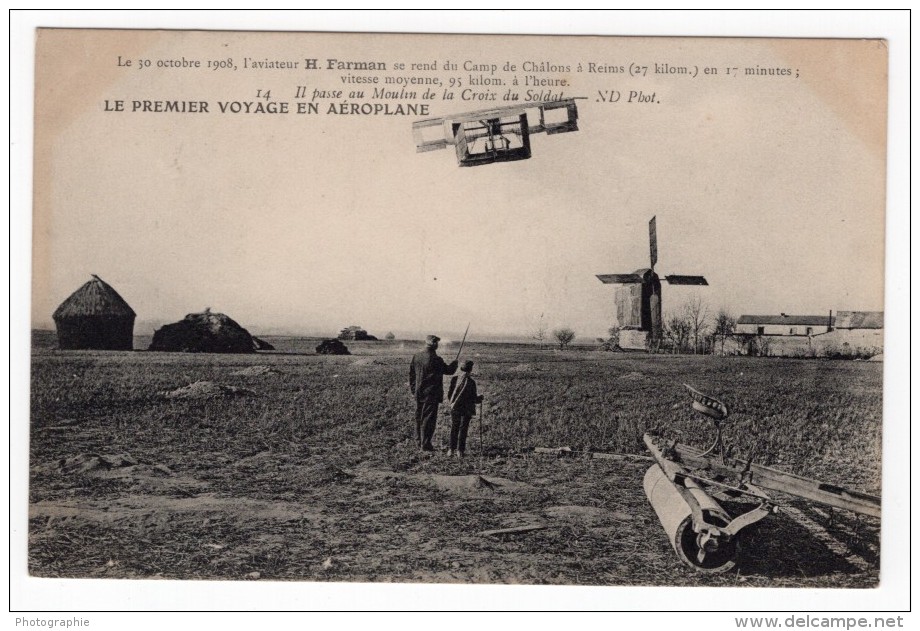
[21,20,905,614]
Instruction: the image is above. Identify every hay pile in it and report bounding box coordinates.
[149,310,258,354]
[509,363,537,372]
[230,365,279,377]
[162,381,257,399]
[252,337,275,351]
[315,339,350,355]
[351,358,383,366]
[58,453,138,475]
[425,474,535,494]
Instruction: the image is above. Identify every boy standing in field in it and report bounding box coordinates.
[446,360,483,458]
[409,335,459,451]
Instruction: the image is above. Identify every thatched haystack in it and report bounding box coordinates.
[149,309,258,354]
[52,275,136,350]
[315,339,350,355]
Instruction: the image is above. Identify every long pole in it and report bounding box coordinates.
[478,400,485,468]
[454,322,471,362]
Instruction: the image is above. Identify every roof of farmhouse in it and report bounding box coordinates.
[835,311,884,329]
[737,315,833,327]
[737,311,885,329]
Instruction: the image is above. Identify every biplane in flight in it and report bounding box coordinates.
[412,99,580,167]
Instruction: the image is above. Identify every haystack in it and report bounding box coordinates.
[315,339,350,355]
[149,309,257,353]
[52,275,136,350]
[252,336,275,351]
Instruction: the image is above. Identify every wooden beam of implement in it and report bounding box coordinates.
[478,524,547,537]
[533,446,653,462]
[643,434,880,519]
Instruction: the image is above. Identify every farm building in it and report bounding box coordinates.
[735,311,883,358]
[52,275,136,350]
[835,311,884,330]
[735,314,834,337]
[822,311,884,354]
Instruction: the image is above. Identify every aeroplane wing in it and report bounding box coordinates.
[412,99,579,156]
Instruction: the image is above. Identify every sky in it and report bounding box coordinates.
[31,30,888,341]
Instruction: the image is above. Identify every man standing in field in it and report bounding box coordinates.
[409,335,458,452]
[446,360,484,458]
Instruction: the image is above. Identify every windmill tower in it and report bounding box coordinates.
[596,216,708,351]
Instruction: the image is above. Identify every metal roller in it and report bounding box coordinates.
[641,386,878,573]
[643,464,740,573]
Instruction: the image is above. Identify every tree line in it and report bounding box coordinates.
[529,298,746,354]
[658,296,736,355]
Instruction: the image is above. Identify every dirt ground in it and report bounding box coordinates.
[28,333,881,587]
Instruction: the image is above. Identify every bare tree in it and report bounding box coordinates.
[684,295,711,354]
[553,327,576,350]
[531,313,548,349]
[664,312,692,353]
[713,309,735,356]
[385,332,396,341]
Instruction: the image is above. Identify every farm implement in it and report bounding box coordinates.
[643,384,881,573]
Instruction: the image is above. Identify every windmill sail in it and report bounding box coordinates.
[664,275,708,286]
[649,216,658,269]
[596,273,644,284]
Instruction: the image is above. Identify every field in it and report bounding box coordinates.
[28,332,882,587]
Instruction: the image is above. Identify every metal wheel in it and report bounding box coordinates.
[675,512,739,573]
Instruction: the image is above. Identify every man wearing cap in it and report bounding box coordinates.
[447,360,484,457]
[409,335,459,451]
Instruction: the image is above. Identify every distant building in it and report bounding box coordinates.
[834,311,884,330]
[735,310,883,358]
[823,311,884,356]
[736,314,834,337]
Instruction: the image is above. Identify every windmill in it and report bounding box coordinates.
[412,99,580,167]
[596,216,708,351]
